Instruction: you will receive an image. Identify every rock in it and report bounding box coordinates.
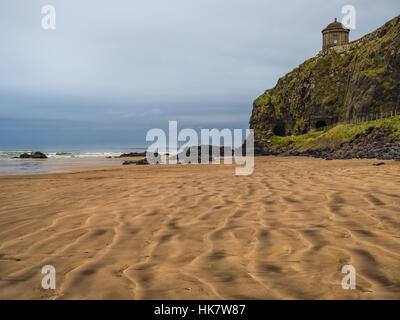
[136,158,149,165]
[31,152,47,159]
[122,160,137,165]
[56,152,72,156]
[19,153,31,158]
[19,152,47,159]
[119,152,147,157]
[169,145,228,164]
[122,158,149,165]
[373,162,385,166]
[251,125,400,160]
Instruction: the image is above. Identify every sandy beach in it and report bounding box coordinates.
[0,157,399,299]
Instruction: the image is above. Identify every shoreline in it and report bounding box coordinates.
[0,155,398,177]
[0,157,139,176]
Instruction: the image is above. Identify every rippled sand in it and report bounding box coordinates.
[0,157,399,299]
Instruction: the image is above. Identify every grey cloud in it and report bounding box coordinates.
[0,0,398,148]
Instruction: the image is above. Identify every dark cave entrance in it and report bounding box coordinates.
[315,120,327,129]
[273,122,286,136]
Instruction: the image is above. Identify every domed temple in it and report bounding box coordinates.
[322,18,350,50]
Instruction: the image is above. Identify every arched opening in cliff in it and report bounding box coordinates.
[273,123,286,136]
[315,120,327,129]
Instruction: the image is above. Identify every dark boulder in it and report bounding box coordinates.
[19,152,47,159]
[136,158,149,165]
[119,152,147,157]
[122,160,137,165]
[122,158,150,165]
[19,153,31,158]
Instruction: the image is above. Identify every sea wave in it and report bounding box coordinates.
[0,151,125,160]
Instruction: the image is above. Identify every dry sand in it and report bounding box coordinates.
[0,157,399,299]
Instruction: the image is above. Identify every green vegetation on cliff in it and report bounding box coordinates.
[270,115,400,151]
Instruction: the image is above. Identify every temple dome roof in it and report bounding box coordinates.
[323,18,349,32]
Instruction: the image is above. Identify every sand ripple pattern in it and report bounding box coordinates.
[0,157,399,299]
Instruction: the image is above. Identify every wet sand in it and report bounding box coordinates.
[0,157,399,299]
[0,157,124,175]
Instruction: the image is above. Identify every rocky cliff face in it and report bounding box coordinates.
[250,15,400,148]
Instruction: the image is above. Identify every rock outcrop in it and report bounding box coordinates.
[250,15,400,149]
[118,152,147,157]
[122,158,149,165]
[19,152,48,159]
[270,126,400,160]
[169,145,233,164]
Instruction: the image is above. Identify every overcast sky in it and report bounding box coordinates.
[0,0,398,149]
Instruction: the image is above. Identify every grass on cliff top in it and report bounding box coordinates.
[270,115,400,150]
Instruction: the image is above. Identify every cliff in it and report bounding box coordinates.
[250,15,400,150]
